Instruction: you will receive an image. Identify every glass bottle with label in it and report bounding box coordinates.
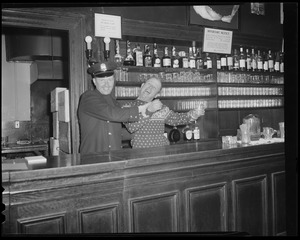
[193,121,200,141]
[114,39,123,67]
[246,48,251,71]
[274,51,280,72]
[195,48,203,69]
[257,50,263,72]
[133,43,143,67]
[263,51,269,72]
[221,54,227,70]
[171,46,179,68]
[268,49,274,72]
[233,48,240,71]
[179,51,189,69]
[206,53,212,69]
[123,40,135,66]
[152,43,161,67]
[162,46,171,68]
[143,45,152,67]
[251,48,257,72]
[188,47,196,69]
[216,54,221,70]
[239,46,246,71]
[182,122,194,142]
[279,52,284,73]
[227,52,233,71]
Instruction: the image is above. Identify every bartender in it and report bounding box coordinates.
[124,77,205,148]
[77,61,162,154]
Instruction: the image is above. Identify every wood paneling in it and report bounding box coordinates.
[271,171,286,236]
[232,175,268,236]
[3,143,285,235]
[78,204,119,233]
[185,183,227,232]
[17,212,66,234]
[128,192,179,232]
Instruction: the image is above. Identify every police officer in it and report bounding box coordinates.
[78,61,161,154]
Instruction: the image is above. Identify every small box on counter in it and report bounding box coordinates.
[2,158,29,171]
[25,155,47,164]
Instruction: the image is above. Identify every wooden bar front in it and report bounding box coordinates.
[2,141,285,236]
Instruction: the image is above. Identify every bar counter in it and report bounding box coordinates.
[2,140,286,235]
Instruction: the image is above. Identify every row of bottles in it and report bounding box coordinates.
[168,122,200,144]
[218,86,283,96]
[115,40,212,69]
[218,98,283,108]
[216,46,284,73]
[115,86,213,98]
[217,72,284,84]
[114,40,284,73]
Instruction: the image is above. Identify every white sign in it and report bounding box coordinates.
[203,27,233,54]
[94,13,122,39]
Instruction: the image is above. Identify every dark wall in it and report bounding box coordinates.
[61,3,283,38]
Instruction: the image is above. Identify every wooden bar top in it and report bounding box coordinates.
[2,140,285,182]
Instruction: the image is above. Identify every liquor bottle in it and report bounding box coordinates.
[233,48,240,71]
[162,46,171,68]
[263,51,269,72]
[251,48,257,71]
[246,48,251,71]
[123,40,135,66]
[195,48,203,69]
[133,43,143,67]
[179,51,189,68]
[216,54,221,70]
[279,52,284,73]
[182,123,193,142]
[239,46,246,71]
[114,39,123,67]
[188,47,196,69]
[193,121,200,141]
[274,51,280,72]
[171,46,179,68]
[206,53,212,69]
[152,43,161,67]
[227,52,233,71]
[257,50,263,72]
[221,54,227,70]
[143,45,152,67]
[268,49,274,72]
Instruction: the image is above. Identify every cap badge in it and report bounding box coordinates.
[100,63,107,72]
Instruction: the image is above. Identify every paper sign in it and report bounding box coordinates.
[95,13,122,39]
[203,27,233,54]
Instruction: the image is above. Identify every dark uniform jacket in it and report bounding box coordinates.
[78,89,139,154]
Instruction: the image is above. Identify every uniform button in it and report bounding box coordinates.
[107,121,110,123]
[108,132,112,135]
[108,145,111,148]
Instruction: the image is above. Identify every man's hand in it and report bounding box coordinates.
[138,102,152,117]
[188,105,205,120]
[147,99,163,112]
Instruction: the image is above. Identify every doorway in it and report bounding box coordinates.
[2,8,87,157]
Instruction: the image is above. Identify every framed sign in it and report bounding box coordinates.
[94,13,122,39]
[190,5,239,30]
[202,27,233,54]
